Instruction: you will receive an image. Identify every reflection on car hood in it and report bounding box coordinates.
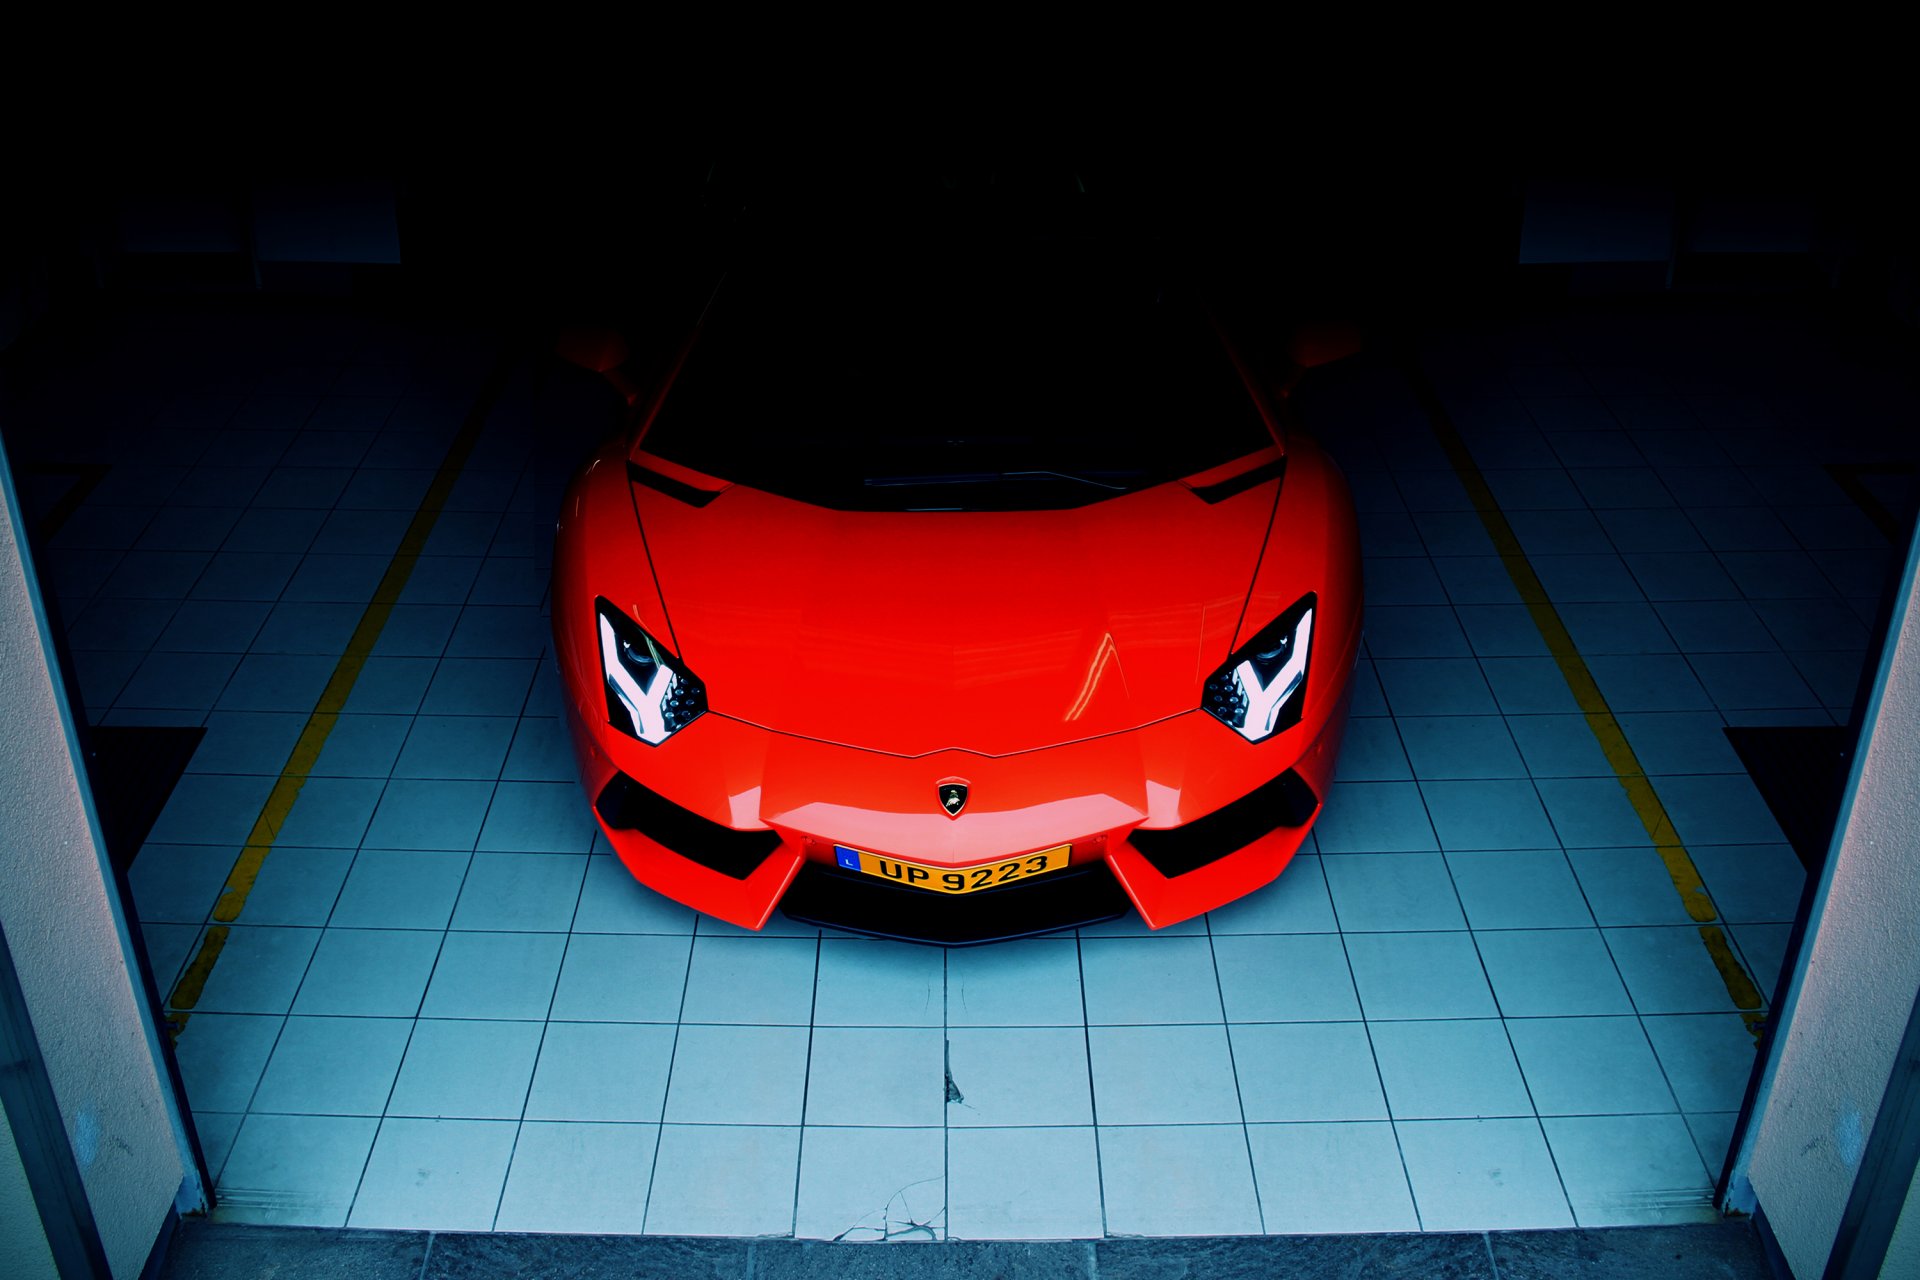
[635,475,1280,757]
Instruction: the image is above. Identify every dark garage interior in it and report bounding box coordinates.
[5,102,1920,1280]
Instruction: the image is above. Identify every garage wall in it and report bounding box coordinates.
[1739,514,1920,1278]
[0,1107,59,1280]
[0,442,195,1276]
[1886,1180,1920,1280]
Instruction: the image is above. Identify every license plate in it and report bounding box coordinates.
[833,844,1071,895]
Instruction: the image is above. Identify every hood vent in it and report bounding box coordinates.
[629,461,722,508]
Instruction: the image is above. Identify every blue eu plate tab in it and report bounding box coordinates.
[834,846,863,871]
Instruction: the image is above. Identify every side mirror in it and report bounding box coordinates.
[555,326,642,406]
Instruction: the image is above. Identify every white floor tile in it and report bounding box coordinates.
[1230,1022,1388,1123]
[1565,847,1696,926]
[393,714,517,779]
[1732,923,1792,996]
[477,782,599,853]
[216,1114,379,1226]
[174,1013,284,1112]
[130,844,235,923]
[273,778,384,849]
[573,856,699,934]
[140,922,201,993]
[194,1111,245,1182]
[1603,927,1741,1014]
[1079,937,1222,1024]
[811,939,943,1027]
[945,1027,1093,1127]
[148,774,277,845]
[1506,1017,1678,1116]
[1652,775,1788,846]
[387,1019,543,1119]
[494,1121,658,1234]
[1205,854,1339,934]
[292,928,443,1017]
[1322,852,1467,932]
[362,778,494,851]
[1248,1122,1420,1234]
[348,1117,518,1230]
[450,852,587,932]
[945,939,1086,1026]
[237,847,354,926]
[1445,850,1594,930]
[502,717,576,782]
[805,1027,945,1128]
[419,931,566,1020]
[1098,1125,1261,1236]
[679,937,817,1025]
[549,934,691,1022]
[1396,1118,1574,1230]
[309,717,410,775]
[644,1125,800,1236]
[1311,782,1439,852]
[1420,779,1560,850]
[664,1025,809,1125]
[251,1016,412,1116]
[946,1127,1103,1240]
[1475,929,1634,1017]
[1344,933,1498,1020]
[525,1022,676,1122]
[794,1126,945,1241]
[1685,1112,1739,1175]
[188,712,304,775]
[1689,844,1806,923]
[1543,1114,1716,1227]
[194,926,321,1015]
[1375,1004,1530,1120]
[1642,1015,1761,1113]
[1089,1025,1241,1125]
[1213,934,1361,1022]
[1395,715,1525,780]
[327,849,471,930]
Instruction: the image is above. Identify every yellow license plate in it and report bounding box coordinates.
[833,844,1071,895]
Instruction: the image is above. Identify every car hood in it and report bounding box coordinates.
[633,466,1280,757]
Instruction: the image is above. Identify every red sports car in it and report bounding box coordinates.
[551,246,1361,943]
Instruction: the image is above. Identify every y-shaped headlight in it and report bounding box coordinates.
[1202,593,1315,742]
[596,598,707,744]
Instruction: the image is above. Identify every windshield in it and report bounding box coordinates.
[639,251,1274,511]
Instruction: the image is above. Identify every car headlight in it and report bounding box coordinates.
[596,598,707,744]
[1202,593,1315,742]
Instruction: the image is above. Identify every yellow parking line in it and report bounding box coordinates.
[167,351,515,1032]
[1402,359,1765,1025]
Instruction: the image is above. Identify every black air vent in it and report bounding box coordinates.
[1188,457,1285,504]
[1127,768,1318,878]
[596,772,780,879]
[629,461,721,508]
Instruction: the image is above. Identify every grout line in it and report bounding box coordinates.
[165,350,517,1031]
[786,933,825,1238]
[1204,911,1266,1233]
[638,924,701,1235]
[942,941,951,1241]
[1338,924,1424,1231]
[1073,929,1110,1239]
[1401,353,1766,1031]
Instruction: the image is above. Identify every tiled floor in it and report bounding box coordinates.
[11,293,1917,1240]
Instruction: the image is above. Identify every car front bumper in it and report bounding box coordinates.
[560,668,1353,942]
